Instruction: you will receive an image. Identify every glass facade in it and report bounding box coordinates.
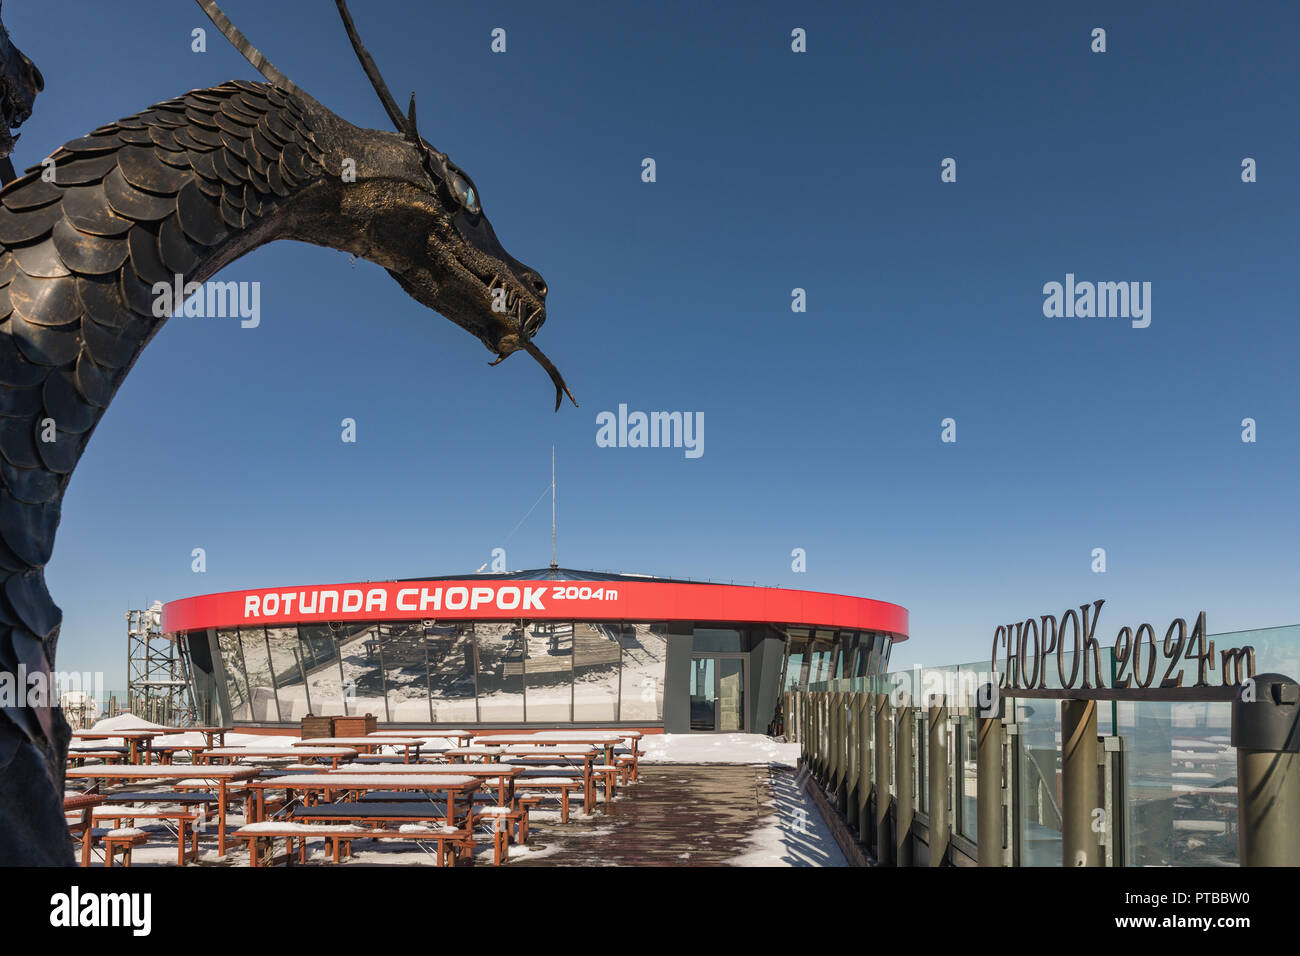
[778,627,896,693]
[188,619,900,726]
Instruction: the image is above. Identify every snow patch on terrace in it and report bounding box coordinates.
[731,768,847,867]
[640,733,800,767]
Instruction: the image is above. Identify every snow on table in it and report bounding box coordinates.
[261,774,477,787]
[291,737,423,746]
[205,747,358,757]
[238,821,366,834]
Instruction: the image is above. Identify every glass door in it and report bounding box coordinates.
[718,659,744,731]
[689,658,716,730]
[688,656,746,732]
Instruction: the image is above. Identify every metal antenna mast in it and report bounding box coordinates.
[550,446,558,570]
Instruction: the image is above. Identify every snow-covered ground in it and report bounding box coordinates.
[731,767,846,866]
[640,733,800,767]
[72,718,841,867]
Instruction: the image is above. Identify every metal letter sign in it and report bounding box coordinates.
[992,600,1255,701]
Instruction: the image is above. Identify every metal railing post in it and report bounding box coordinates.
[895,697,914,866]
[928,696,949,865]
[857,694,871,847]
[1061,698,1099,866]
[846,693,859,830]
[874,693,893,865]
[828,693,839,795]
[1233,673,1300,866]
[977,682,1004,866]
[818,693,827,782]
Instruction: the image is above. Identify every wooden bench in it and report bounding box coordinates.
[233,823,473,867]
[94,810,203,865]
[471,807,520,865]
[614,749,641,783]
[290,802,451,827]
[504,776,586,823]
[148,744,209,765]
[591,763,621,802]
[102,791,219,810]
[89,827,149,866]
[67,750,126,767]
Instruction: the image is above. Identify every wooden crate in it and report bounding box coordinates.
[300,715,335,739]
[333,714,377,736]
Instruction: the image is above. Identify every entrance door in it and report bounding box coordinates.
[689,658,716,730]
[688,656,745,732]
[717,659,744,732]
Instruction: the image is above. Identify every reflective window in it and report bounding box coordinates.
[917,709,928,813]
[337,623,385,718]
[573,622,620,721]
[380,621,433,722]
[216,628,250,722]
[808,631,835,684]
[854,633,876,677]
[239,627,278,721]
[428,622,476,723]
[475,622,524,722]
[183,632,218,725]
[299,624,345,716]
[266,626,307,720]
[838,631,860,677]
[961,718,979,840]
[619,623,666,721]
[523,620,572,722]
[785,628,811,690]
[693,628,744,653]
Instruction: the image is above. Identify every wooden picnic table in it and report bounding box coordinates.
[156,726,232,748]
[243,773,483,829]
[92,807,204,865]
[198,746,359,769]
[66,745,128,768]
[63,792,108,867]
[472,734,625,764]
[522,730,644,748]
[292,764,525,810]
[368,729,474,747]
[70,730,163,765]
[65,765,261,857]
[291,737,423,761]
[445,746,599,812]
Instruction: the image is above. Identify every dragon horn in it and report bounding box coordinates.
[333,0,414,139]
[194,0,301,95]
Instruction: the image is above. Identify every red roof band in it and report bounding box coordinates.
[161,579,909,640]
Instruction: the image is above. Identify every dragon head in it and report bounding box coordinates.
[0,0,43,160]
[200,0,575,410]
[377,108,572,410]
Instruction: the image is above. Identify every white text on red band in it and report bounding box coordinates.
[242,586,550,618]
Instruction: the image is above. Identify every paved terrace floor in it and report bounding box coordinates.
[511,764,847,867]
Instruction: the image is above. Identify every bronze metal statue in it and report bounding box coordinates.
[0,0,573,864]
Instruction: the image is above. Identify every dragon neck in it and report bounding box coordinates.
[0,81,393,650]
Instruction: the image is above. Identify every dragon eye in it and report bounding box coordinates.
[451,174,479,214]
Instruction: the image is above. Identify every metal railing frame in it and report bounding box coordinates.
[797,673,1299,867]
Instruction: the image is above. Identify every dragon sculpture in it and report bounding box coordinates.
[0,0,574,864]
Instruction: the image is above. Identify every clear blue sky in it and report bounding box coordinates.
[10,0,1299,686]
